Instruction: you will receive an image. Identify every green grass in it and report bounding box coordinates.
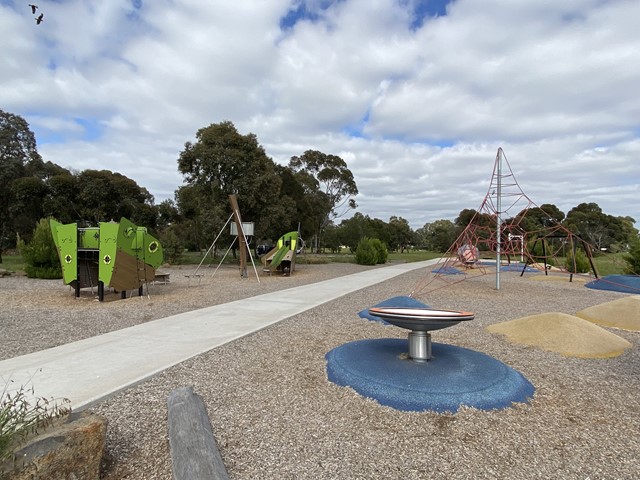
[0,254,24,274]
[294,249,443,264]
[592,253,627,276]
[387,250,442,263]
[173,250,241,266]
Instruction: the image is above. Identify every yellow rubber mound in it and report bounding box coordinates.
[576,296,640,332]
[487,312,632,358]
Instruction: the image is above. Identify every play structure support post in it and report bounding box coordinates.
[408,331,432,361]
[229,194,248,278]
[496,148,502,290]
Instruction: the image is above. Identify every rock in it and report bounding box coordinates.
[0,411,107,480]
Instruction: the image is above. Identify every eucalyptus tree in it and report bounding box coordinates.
[417,219,457,252]
[515,204,565,233]
[288,150,358,252]
[177,121,286,246]
[388,216,413,252]
[73,169,156,228]
[0,109,43,260]
[565,203,637,251]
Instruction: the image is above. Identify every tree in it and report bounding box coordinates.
[0,109,42,261]
[175,183,227,251]
[42,172,79,224]
[337,213,374,252]
[417,219,457,252]
[387,216,413,252]
[73,170,156,227]
[516,204,565,232]
[288,150,358,252]
[156,199,180,230]
[622,238,640,274]
[455,208,493,229]
[613,216,639,253]
[368,217,391,247]
[274,163,318,242]
[177,121,286,246]
[564,202,625,251]
[8,176,48,242]
[320,223,341,253]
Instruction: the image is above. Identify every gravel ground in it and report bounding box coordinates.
[1,263,638,479]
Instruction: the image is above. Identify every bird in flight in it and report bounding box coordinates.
[29,4,38,14]
[36,13,44,24]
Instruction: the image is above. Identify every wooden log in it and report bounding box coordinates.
[167,386,229,480]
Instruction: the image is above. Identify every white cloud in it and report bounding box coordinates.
[1,0,638,230]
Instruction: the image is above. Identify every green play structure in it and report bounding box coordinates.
[50,217,163,301]
[262,230,300,275]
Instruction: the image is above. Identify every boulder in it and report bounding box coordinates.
[1,411,107,480]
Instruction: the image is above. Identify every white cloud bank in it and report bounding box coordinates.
[1,0,638,229]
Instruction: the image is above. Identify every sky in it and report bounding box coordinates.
[1,0,639,230]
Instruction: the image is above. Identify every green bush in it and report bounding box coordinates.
[158,226,183,265]
[355,237,378,265]
[18,218,62,279]
[623,240,640,274]
[527,239,555,266]
[296,255,330,265]
[565,248,591,273]
[370,238,388,264]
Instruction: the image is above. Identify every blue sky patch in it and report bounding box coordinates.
[279,1,454,32]
[409,0,453,29]
[280,0,345,30]
[342,109,371,138]
[74,117,103,141]
[32,116,104,145]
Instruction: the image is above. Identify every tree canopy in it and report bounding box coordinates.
[176,121,291,249]
[1,109,637,265]
[288,150,358,251]
[0,109,158,261]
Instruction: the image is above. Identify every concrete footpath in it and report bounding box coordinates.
[0,260,438,411]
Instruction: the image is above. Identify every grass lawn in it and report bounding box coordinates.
[592,252,628,276]
[0,253,25,274]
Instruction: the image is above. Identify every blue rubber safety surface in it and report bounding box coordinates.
[585,274,640,294]
[358,295,430,323]
[501,263,537,272]
[326,339,535,413]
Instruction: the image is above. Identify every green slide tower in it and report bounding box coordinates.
[50,218,163,301]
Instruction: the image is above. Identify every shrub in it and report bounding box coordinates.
[355,237,378,265]
[158,226,183,265]
[296,255,330,265]
[18,219,62,279]
[370,238,388,264]
[622,240,640,274]
[527,239,555,266]
[565,248,591,273]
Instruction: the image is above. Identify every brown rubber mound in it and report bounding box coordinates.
[487,312,632,358]
[576,296,640,331]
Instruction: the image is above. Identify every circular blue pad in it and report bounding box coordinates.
[326,338,535,413]
[585,274,640,294]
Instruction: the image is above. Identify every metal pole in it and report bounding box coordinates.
[496,149,502,290]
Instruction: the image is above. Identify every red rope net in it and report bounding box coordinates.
[410,148,637,299]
